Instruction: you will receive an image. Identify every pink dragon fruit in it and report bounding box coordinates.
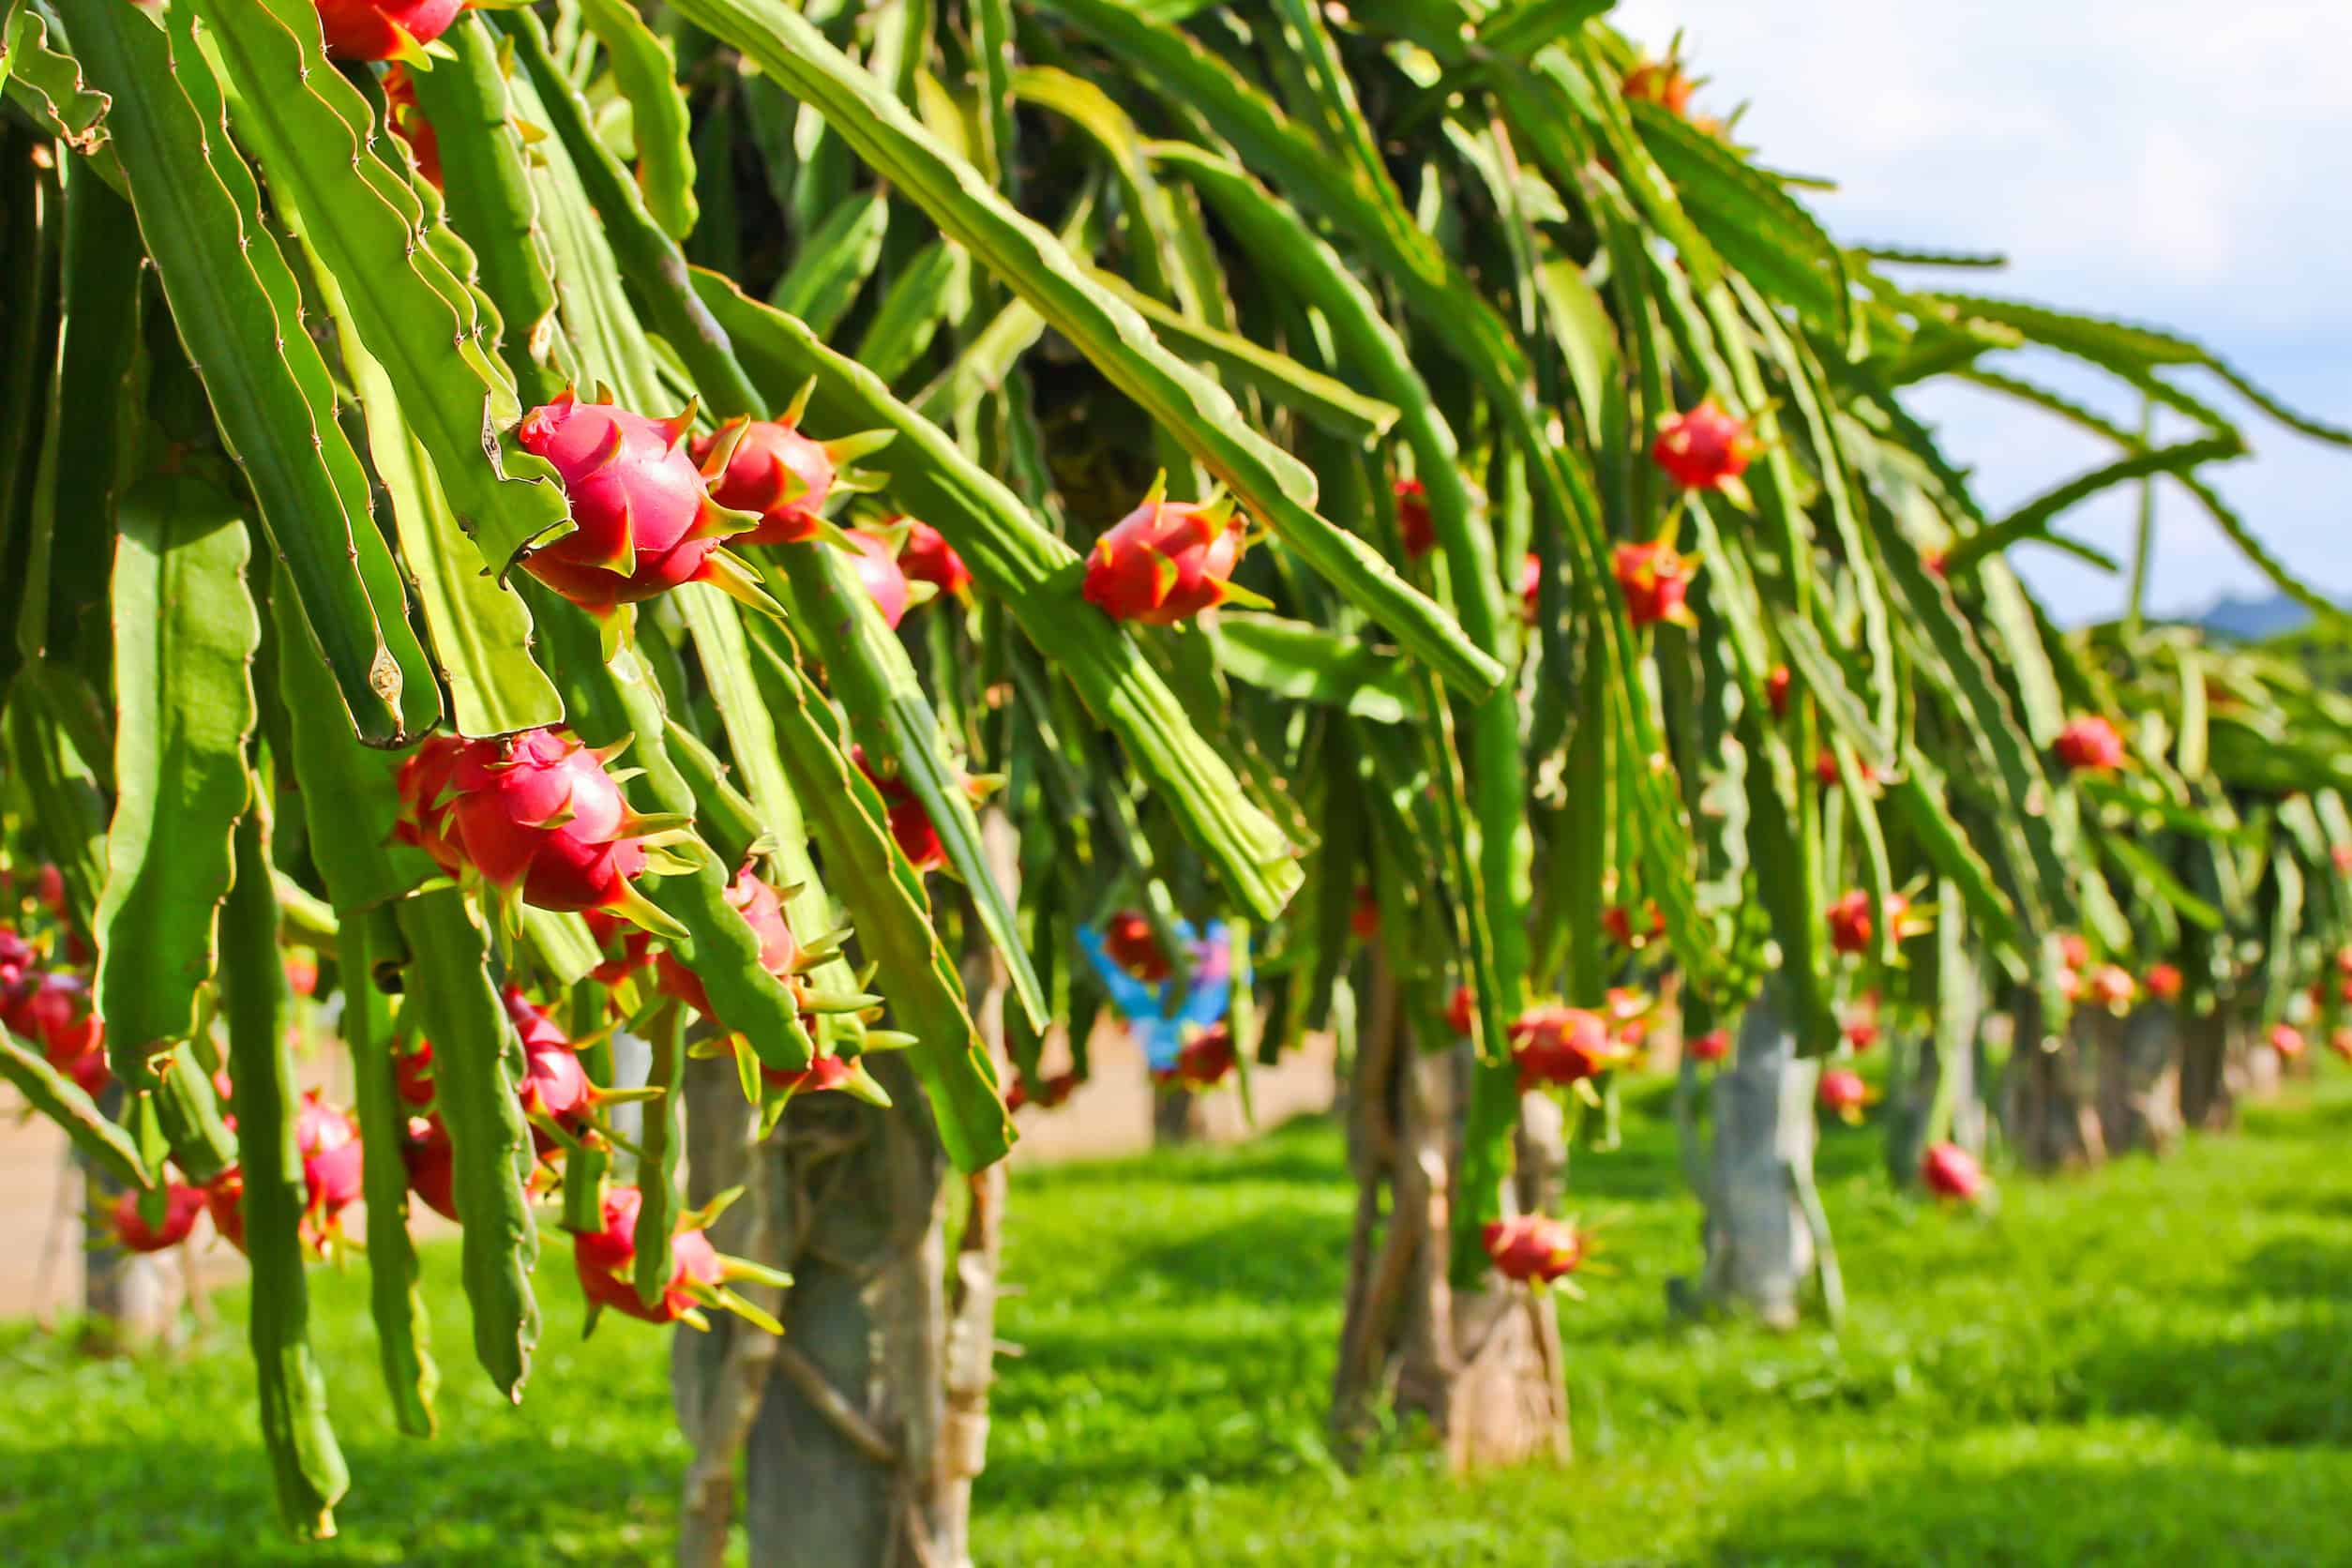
[1920,1142,1988,1202]
[514,390,761,617]
[1817,1067,1870,1122]
[402,1116,459,1221]
[296,1091,364,1241]
[1395,478,1436,558]
[1483,1214,1586,1285]
[1689,1028,1730,1063]
[849,531,913,629]
[1082,486,1250,626]
[897,520,972,596]
[1152,1025,1237,1090]
[312,0,460,62]
[1613,540,1699,627]
[656,867,803,1030]
[692,415,837,547]
[1103,911,1171,984]
[570,1184,783,1333]
[109,1184,207,1254]
[2053,716,2126,773]
[1509,1005,1620,1092]
[439,728,687,934]
[1651,399,1756,490]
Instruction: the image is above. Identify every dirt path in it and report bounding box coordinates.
[0,1025,1336,1319]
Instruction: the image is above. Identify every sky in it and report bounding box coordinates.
[1611,0,2352,626]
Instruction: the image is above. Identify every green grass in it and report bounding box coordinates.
[8,1078,2352,1565]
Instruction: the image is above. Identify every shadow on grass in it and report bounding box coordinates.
[2064,1316,2352,1448]
[0,1436,675,1567]
[1015,1114,1345,1194]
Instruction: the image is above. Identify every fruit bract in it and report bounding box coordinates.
[761,1051,863,1097]
[1483,1214,1585,1285]
[110,1184,206,1254]
[312,0,460,62]
[1613,540,1699,628]
[2053,715,2126,773]
[1651,399,1755,490]
[1082,490,1247,626]
[1920,1142,1988,1202]
[897,520,972,596]
[515,390,751,614]
[693,416,836,546]
[1104,911,1171,984]
[1509,1005,1615,1091]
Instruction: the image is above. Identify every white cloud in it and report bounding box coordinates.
[1611,0,2352,622]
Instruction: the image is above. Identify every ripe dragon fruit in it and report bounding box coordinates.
[109,1184,207,1254]
[0,929,33,990]
[1518,552,1543,621]
[572,1184,727,1328]
[1613,540,1699,628]
[379,64,443,190]
[1483,1214,1586,1286]
[204,1168,248,1253]
[1446,984,1477,1037]
[2088,964,2136,1013]
[438,727,690,935]
[1817,1067,1869,1122]
[2332,1028,2352,1065]
[5,972,108,1097]
[692,415,837,547]
[1843,1018,1880,1054]
[1104,911,1172,984]
[1006,1069,1083,1113]
[1689,1028,1730,1063]
[1349,884,1380,942]
[1651,400,1756,490]
[514,390,764,619]
[1920,1142,1988,1202]
[570,1184,782,1333]
[1509,1005,1619,1092]
[1395,477,1436,558]
[848,530,914,630]
[505,988,590,1124]
[2146,963,2183,1003]
[1154,1024,1237,1090]
[1081,484,1250,626]
[1766,664,1792,717]
[2269,1023,2307,1061]
[2059,933,2091,971]
[1827,890,1888,955]
[2053,715,2126,773]
[2335,843,2352,875]
[897,520,972,597]
[1816,748,1879,790]
[851,746,947,872]
[296,1091,365,1240]
[393,732,481,876]
[312,0,460,62]
[402,1116,458,1221]
[656,866,806,1032]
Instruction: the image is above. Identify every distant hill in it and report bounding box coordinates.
[2194,591,2315,643]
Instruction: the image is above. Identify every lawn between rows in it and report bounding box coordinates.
[5,1074,2352,1566]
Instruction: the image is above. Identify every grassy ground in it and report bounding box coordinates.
[7,1077,2352,1565]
